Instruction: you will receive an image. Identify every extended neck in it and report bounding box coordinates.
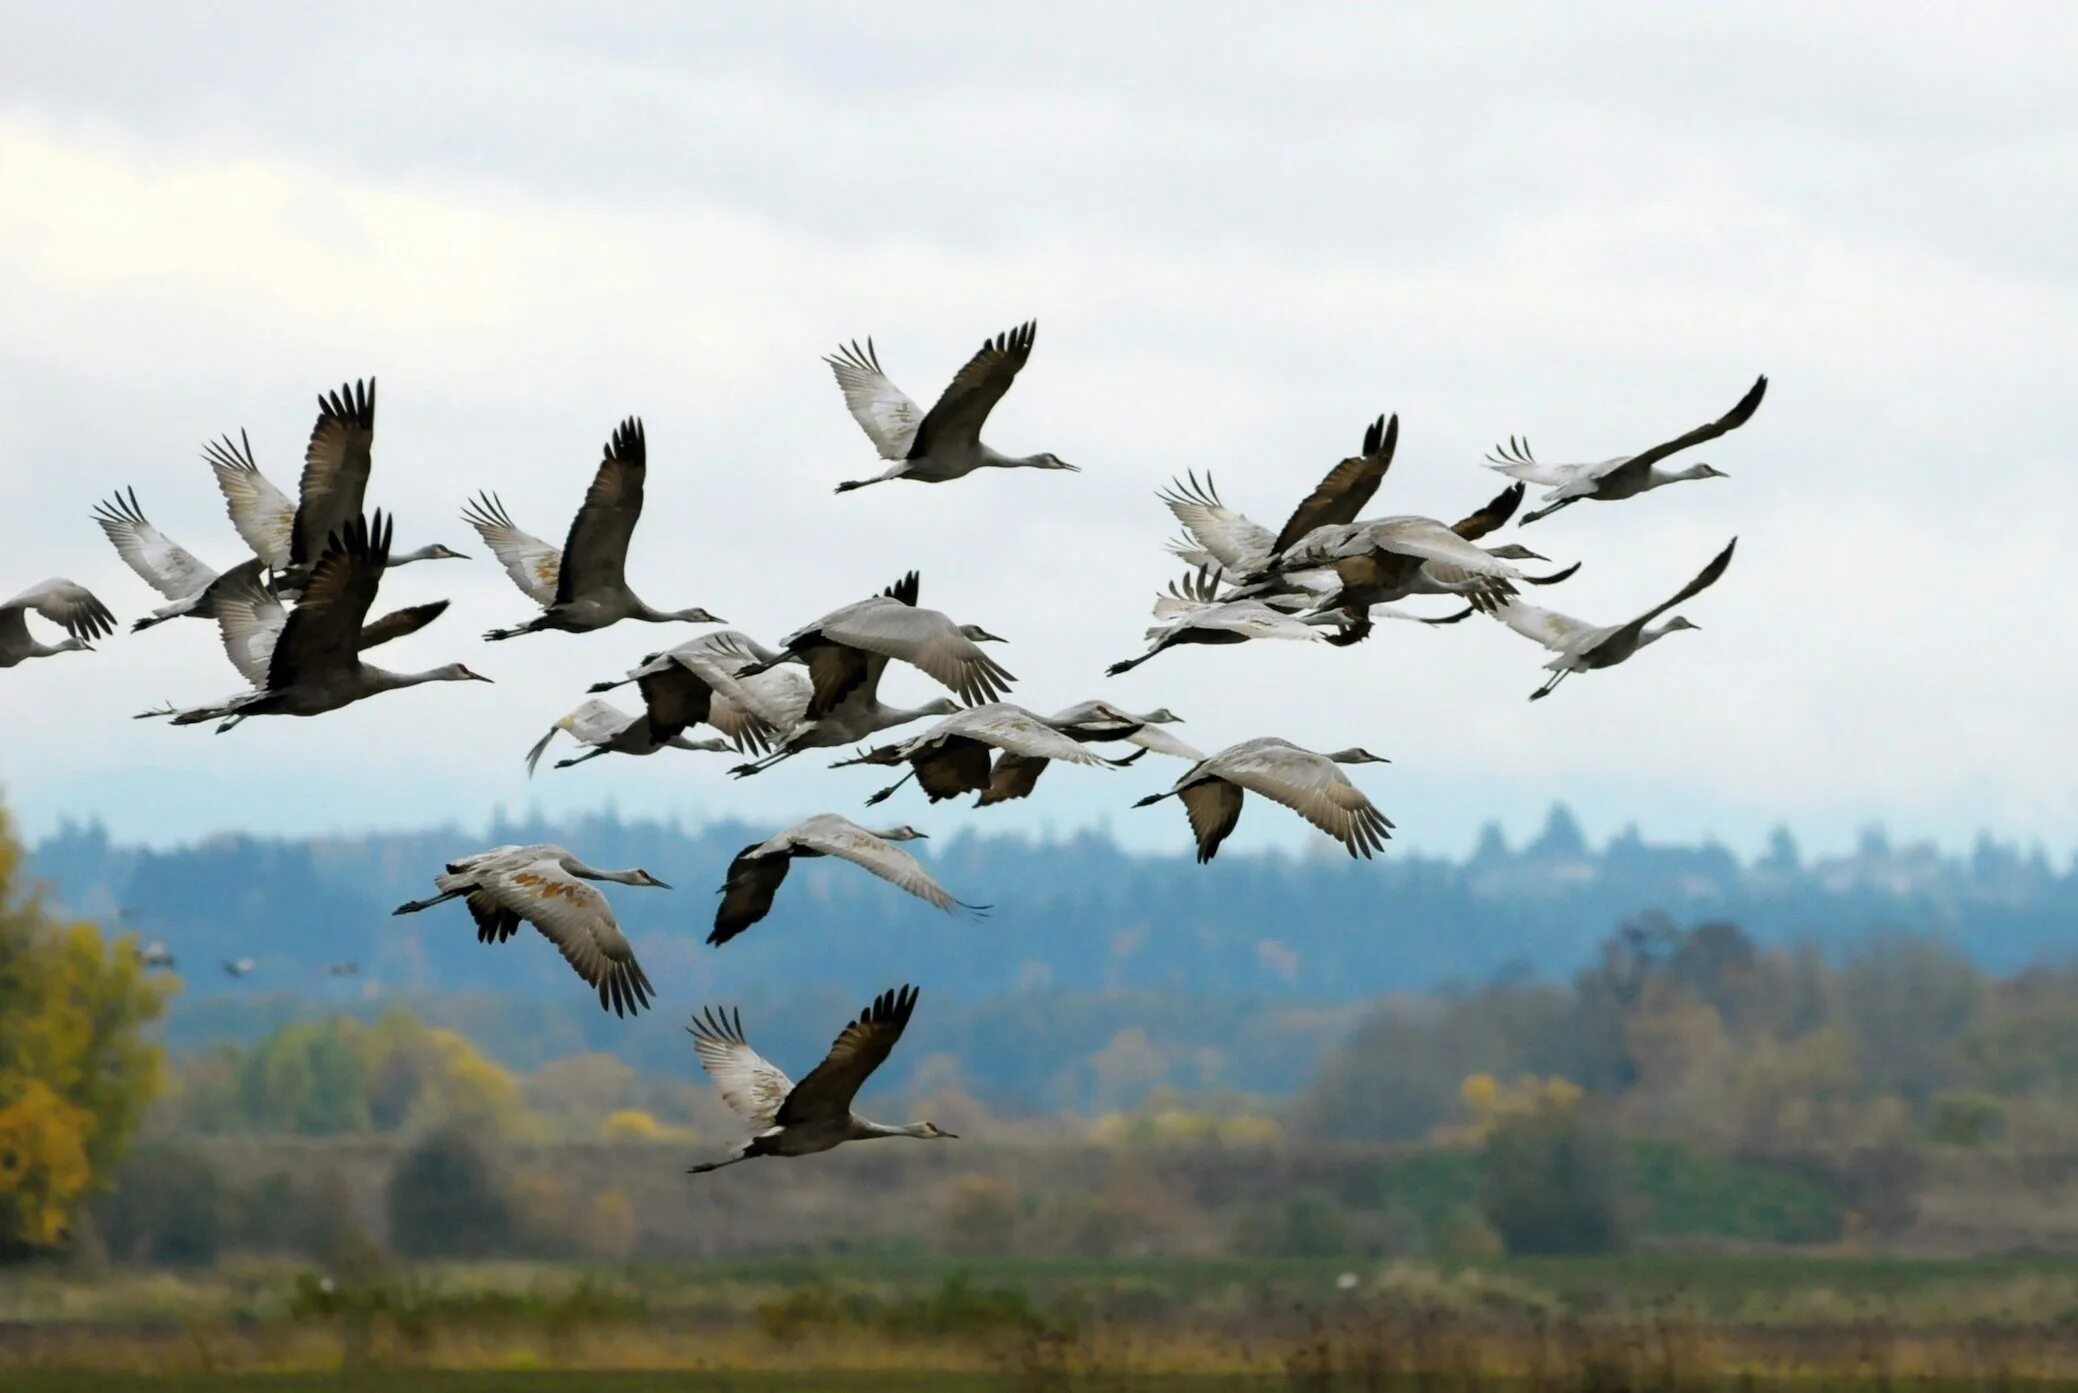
[565,861,651,885]
[855,1118,934,1140]
[1651,463,1715,487]
[387,546,445,567]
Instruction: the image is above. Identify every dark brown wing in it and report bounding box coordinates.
[356,600,449,653]
[269,511,390,689]
[554,418,645,605]
[914,737,993,802]
[1610,375,1768,482]
[1452,482,1524,540]
[1272,412,1398,555]
[1600,538,1738,653]
[802,642,875,721]
[1179,778,1245,864]
[882,571,920,606]
[466,891,522,944]
[777,984,919,1124]
[976,752,1050,807]
[909,322,1035,458]
[711,846,790,946]
[636,662,714,738]
[289,379,376,567]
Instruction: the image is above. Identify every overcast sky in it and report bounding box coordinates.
[1,3,2072,861]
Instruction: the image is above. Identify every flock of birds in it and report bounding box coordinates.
[5,323,1761,1172]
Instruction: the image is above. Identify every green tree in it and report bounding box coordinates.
[0,802,174,1254]
[1477,1084,1625,1255]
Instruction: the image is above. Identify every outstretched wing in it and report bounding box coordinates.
[555,418,645,605]
[482,853,653,1017]
[1604,538,1739,649]
[688,1004,795,1127]
[909,321,1035,457]
[1604,375,1769,486]
[461,492,561,605]
[818,602,1015,707]
[1159,473,1273,571]
[711,845,791,945]
[209,561,287,684]
[204,431,295,571]
[92,489,215,600]
[777,984,920,1125]
[1452,482,1525,541]
[1272,413,1397,556]
[825,339,925,460]
[1178,778,1245,864]
[268,512,390,689]
[356,600,449,652]
[3,580,118,644]
[290,379,377,567]
[793,817,967,915]
[1222,746,1393,860]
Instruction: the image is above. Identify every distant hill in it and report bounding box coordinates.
[29,805,2075,1102]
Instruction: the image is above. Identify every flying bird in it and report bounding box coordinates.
[976,702,1197,808]
[524,697,731,774]
[833,702,1135,808]
[1491,538,1738,700]
[827,322,1075,492]
[585,630,810,757]
[146,515,485,730]
[222,957,257,978]
[476,419,725,640]
[687,985,955,1173]
[1486,375,1767,525]
[751,571,1012,712]
[711,815,985,945]
[1133,736,1393,863]
[1,580,115,668]
[392,844,668,1017]
[138,940,176,970]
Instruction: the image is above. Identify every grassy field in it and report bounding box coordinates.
[11,1254,2078,1385]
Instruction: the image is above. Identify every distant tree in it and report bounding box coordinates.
[91,1143,222,1266]
[0,801,173,1255]
[1471,1078,1625,1255]
[386,1124,515,1258]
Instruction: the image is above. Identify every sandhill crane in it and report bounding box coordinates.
[150,514,487,730]
[711,815,986,944]
[92,490,222,631]
[1106,569,1384,675]
[1159,414,1401,580]
[473,419,725,640]
[392,844,667,1017]
[687,985,955,1173]
[726,638,961,779]
[833,702,1135,807]
[1493,538,1738,700]
[199,429,464,585]
[1165,474,1560,614]
[1487,375,1766,525]
[138,940,176,970]
[740,571,1012,716]
[525,697,730,774]
[977,702,1197,807]
[328,962,359,977]
[1,580,115,668]
[586,630,809,756]
[222,957,256,978]
[1134,736,1393,863]
[826,321,1075,492]
[136,558,452,725]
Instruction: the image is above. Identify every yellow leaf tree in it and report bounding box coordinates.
[0,802,175,1255]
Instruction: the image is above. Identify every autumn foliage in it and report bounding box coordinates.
[0,803,172,1253]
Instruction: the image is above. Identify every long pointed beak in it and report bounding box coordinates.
[1058,462,1081,472]
[648,877,673,890]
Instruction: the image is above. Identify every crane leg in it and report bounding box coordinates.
[865,768,918,807]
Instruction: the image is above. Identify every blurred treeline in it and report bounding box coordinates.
[67,915,2078,1270]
